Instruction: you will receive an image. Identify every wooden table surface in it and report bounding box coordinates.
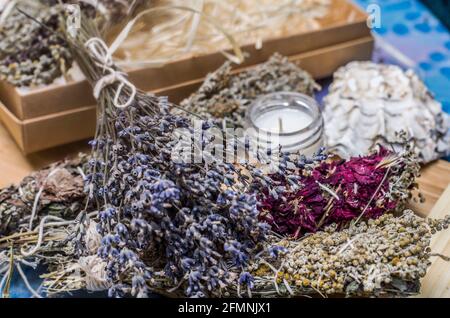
[409,160,450,218]
[0,120,449,298]
[418,185,450,298]
[0,121,89,188]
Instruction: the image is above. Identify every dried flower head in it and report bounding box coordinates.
[256,144,420,238]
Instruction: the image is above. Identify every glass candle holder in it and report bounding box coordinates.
[245,92,324,156]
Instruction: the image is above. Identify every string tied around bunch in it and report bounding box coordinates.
[85,37,136,108]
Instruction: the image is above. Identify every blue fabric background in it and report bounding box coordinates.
[354,0,450,114]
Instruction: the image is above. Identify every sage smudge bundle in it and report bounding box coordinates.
[323,61,450,163]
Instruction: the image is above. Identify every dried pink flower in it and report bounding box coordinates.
[258,148,410,238]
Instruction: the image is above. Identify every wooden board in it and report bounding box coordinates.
[419,185,450,298]
[0,121,89,188]
[409,160,450,217]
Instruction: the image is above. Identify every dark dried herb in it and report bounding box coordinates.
[0,155,88,237]
[0,0,145,87]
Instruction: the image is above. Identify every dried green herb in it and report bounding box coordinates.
[0,0,145,87]
[243,211,450,298]
[0,3,71,87]
[179,53,320,128]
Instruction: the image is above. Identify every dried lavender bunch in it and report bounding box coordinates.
[179,53,320,128]
[67,17,271,298]
[0,2,72,87]
[243,210,450,298]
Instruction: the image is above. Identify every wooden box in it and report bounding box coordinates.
[0,0,373,153]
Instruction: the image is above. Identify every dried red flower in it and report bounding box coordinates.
[258,148,405,238]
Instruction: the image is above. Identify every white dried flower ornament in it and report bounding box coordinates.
[323,61,450,163]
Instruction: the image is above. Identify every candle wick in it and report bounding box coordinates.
[278,117,283,133]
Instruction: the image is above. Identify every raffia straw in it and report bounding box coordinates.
[114,0,330,67]
[111,4,245,68]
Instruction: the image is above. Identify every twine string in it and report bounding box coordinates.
[85,37,137,108]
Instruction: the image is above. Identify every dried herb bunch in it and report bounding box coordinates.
[180,53,320,128]
[0,155,87,238]
[0,2,72,87]
[256,140,421,238]
[0,0,145,87]
[246,211,450,297]
[67,17,273,298]
[0,156,88,297]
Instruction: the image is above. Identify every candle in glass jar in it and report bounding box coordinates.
[253,108,313,134]
[245,92,324,155]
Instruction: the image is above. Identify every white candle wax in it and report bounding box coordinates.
[245,92,324,156]
[252,108,317,153]
[254,108,313,134]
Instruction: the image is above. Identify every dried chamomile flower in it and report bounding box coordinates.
[246,210,450,298]
[180,53,320,128]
